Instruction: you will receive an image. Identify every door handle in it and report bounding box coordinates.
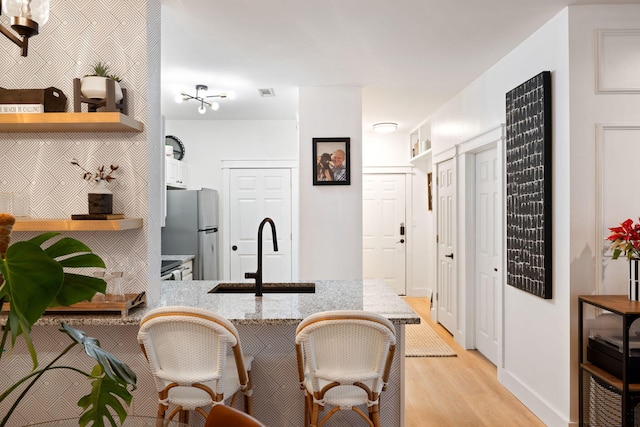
[232,245,238,251]
[397,239,405,244]
[445,253,454,259]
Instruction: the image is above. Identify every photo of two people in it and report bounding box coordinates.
[312,138,350,186]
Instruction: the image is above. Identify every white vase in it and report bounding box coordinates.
[88,180,113,215]
[80,76,124,102]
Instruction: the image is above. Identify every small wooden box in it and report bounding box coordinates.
[0,87,68,112]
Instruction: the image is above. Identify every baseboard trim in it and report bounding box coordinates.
[499,368,575,426]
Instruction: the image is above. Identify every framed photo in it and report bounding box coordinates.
[427,172,433,211]
[505,71,552,299]
[312,137,350,185]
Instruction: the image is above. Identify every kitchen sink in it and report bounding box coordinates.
[209,282,315,294]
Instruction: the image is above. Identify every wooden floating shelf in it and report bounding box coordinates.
[13,218,143,232]
[582,362,640,392]
[0,112,144,132]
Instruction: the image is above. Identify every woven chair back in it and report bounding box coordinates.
[138,306,243,394]
[295,310,396,394]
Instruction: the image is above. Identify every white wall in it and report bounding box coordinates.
[164,120,299,192]
[430,9,572,426]
[362,132,408,166]
[426,4,640,425]
[567,4,640,424]
[298,87,363,280]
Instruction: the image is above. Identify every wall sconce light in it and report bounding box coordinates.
[175,84,234,114]
[0,0,50,56]
[372,122,398,134]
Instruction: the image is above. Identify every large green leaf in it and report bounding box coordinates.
[61,324,137,388]
[0,241,64,366]
[2,241,63,328]
[52,273,106,307]
[77,365,132,427]
[39,236,107,307]
[40,236,96,261]
[57,253,105,269]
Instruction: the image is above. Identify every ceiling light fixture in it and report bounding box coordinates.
[0,0,49,56]
[372,122,398,134]
[175,84,234,114]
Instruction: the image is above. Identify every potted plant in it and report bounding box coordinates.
[0,213,136,426]
[80,61,124,102]
[607,217,640,301]
[70,158,119,215]
[607,218,640,260]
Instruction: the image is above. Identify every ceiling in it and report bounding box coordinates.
[160,0,634,135]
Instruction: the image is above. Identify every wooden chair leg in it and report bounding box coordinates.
[157,390,168,419]
[304,392,311,427]
[370,403,380,427]
[179,409,189,424]
[244,370,254,415]
[310,401,320,427]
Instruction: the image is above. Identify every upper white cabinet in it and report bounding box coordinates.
[166,157,188,188]
[410,119,431,160]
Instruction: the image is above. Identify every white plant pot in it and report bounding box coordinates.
[80,76,123,102]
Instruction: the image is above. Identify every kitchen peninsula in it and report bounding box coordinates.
[4,279,418,426]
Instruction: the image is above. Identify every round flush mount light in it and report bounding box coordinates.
[372,122,398,134]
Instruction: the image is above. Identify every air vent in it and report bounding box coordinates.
[258,88,275,97]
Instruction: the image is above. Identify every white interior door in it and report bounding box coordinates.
[475,148,499,365]
[437,158,456,334]
[229,168,292,282]
[362,173,406,295]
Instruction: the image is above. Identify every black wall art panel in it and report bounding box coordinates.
[505,71,552,299]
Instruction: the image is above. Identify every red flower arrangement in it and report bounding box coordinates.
[607,218,640,260]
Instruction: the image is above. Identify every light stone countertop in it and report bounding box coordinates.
[32,279,420,327]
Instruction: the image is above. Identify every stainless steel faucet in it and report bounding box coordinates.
[245,217,279,296]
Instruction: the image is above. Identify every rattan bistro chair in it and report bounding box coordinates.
[137,306,254,424]
[204,403,266,427]
[295,310,397,427]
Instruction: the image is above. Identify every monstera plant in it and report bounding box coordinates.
[0,213,136,426]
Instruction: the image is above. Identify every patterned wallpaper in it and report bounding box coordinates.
[0,0,162,296]
[0,0,162,422]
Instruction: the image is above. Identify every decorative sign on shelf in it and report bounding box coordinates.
[505,71,553,299]
[0,104,44,113]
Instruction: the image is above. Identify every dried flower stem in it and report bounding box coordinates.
[70,158,118,183]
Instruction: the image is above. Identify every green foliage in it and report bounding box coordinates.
[0,232,136,426]
[86,61,122,82]
[77,365,134,427]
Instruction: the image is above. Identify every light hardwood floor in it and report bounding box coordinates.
[403,297,546,427]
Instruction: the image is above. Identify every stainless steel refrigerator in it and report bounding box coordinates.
[162,188,219,280]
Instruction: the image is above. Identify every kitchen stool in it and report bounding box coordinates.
[295,310,396,427]
[137,306,254,424]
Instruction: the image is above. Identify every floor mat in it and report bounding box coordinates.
[405,321,457,357]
